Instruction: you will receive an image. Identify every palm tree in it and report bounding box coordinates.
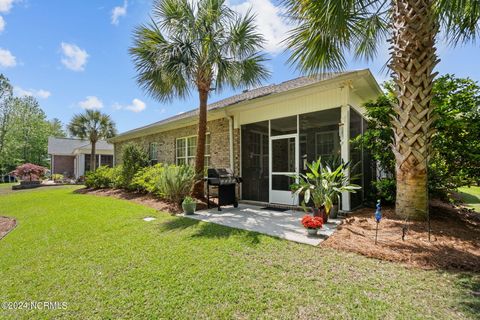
[68,110,117,172]
[129,0,269,198]
[284,0,479,220]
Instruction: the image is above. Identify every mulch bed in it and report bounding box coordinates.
[75,188,210,214]
[0,216,16,240]
[323,199,480,272]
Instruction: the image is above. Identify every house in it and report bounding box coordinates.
[109,69,382,211]
[48,137,114,179]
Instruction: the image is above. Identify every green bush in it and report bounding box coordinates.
[110,165,125,189]
[372,178,396,204]
[121,143,149,189]
[131,164,164,193]
[85,166,115,189]
[52,173,64,181]
[156,164,195,204]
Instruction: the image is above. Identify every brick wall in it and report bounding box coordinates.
[114,118,233,170]
[52,155,75,177]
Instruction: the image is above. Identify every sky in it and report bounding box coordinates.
[1,0,480,133]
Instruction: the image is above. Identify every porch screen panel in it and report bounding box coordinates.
[350,108,364,208]
[362,118,375,203]
[241,121,269,202]
[299,108,341,174]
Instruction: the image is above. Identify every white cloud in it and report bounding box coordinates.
[0,0,14,13]
[60,42,88,71]
[113,98,146,112]
[0,48,16,67]
[0,16,5,33]
[228,0,291,55]
[14,86,51,99]
[79,96,103,110]
[111,1,127,25]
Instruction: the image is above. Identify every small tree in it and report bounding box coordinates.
[121,143,149,189]
[11,163,47,181]
[68,110,116,172]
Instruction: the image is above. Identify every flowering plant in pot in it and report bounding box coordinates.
[290,158,361,223]
[182,196,197,215]
[301,215,323,235]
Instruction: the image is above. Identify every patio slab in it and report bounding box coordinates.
[184,204,341,246]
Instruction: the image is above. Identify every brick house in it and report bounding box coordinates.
[110,69,382,211]
[48,137,114,179]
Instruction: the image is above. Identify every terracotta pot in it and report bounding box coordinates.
[311,207,328,224]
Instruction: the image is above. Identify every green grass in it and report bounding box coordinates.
[0,187,478,319]
[458,186,480,212]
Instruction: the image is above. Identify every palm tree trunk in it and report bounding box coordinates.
[192,88,209,199]
[389,0,439,220]
[91,141,97,172]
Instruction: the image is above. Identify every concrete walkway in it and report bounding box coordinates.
[184,204,341,246]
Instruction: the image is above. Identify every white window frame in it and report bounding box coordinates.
[149,142,158,164]
[176,133,210,166]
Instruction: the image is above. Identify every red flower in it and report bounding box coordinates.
[301,215,323,229]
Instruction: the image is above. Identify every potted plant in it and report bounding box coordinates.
[290,158,361,223]
[182,196,197,215]
[301,214,323,236]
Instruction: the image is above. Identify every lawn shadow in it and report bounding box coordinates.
[455,273,480,316]
[159,216,263,245]
[459,191,480,205]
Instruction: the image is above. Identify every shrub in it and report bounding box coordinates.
[85,166,116,189]
[11,163,47,181]
[156,164,195,204]
[110,165,125,189]
[121,143,149,189]
[372,178,396,204]
[131,164,164,193]
[52,173,64,181]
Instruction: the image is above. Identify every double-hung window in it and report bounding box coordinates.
[176,134,210,167]
[149,142,158,165]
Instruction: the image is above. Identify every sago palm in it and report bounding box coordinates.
[129,0,269,198]
[68,110,117,172]
[284,0,480,220]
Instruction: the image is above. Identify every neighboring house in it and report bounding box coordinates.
[110,69,382,211]
[48,137,114,179]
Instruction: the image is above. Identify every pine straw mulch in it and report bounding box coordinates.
[0,216,16,240]
[323,200,480,272]
[75,188,210,215]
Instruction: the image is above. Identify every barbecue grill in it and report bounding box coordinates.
[206,168,242,211]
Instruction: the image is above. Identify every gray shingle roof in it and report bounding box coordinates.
[48,137,113,154]
[115,72,350,139]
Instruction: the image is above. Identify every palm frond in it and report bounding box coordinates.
[283,0,389,73]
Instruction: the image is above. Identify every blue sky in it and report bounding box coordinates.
[1,0,479,133]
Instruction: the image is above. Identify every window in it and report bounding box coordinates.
[176,134,210,167]
[101,155,114,168]
[84,154,100,172]
[149,142,158,165]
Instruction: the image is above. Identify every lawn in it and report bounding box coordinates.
[458,186,480,212]
[0,187,478,319]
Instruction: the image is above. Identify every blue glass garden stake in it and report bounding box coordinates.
[375,200,382,245]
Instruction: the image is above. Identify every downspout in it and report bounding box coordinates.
[228,116,234,171]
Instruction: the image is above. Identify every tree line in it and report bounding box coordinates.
[0,74,66,177]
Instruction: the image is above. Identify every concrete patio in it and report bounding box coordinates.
[184,204,341,246]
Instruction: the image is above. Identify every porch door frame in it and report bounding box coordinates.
[268,132,299,205]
